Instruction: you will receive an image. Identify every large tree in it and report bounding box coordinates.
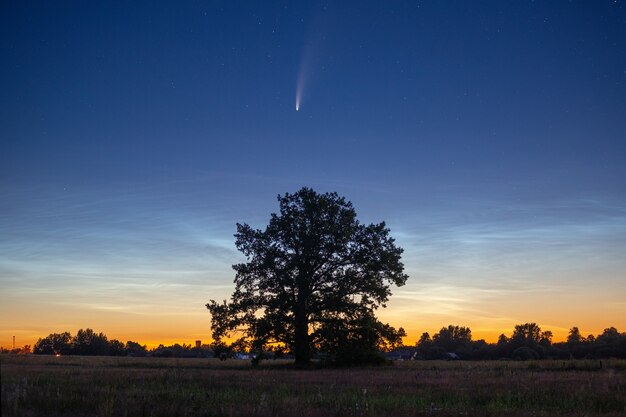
[207,187,408,365]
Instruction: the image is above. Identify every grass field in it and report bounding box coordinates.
[1,355,625,417]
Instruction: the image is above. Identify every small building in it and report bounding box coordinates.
[386,347,420,361]
[234,352,251,360]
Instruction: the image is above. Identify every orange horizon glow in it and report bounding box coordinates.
[2,320,624,352]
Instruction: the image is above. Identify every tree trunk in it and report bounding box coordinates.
[294,298,310,366]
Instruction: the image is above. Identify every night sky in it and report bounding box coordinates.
[1,1,625,347]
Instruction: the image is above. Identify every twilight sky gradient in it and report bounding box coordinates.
[1,1,625,348]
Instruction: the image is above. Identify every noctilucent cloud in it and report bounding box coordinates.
[1,1,625,347]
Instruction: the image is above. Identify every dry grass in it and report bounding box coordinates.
[1,355,625,417]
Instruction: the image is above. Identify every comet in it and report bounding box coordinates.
[295,8,326,112]
[295,61,305,112]
[295,81,302,111]
[294,51,315,112]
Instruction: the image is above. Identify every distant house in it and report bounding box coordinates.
[386,347,420,361]
[234,352,251,360]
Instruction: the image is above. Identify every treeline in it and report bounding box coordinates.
[18,324,626,360]
[406,323,626,360]
[30,328,210,358]
[32,329,148,356]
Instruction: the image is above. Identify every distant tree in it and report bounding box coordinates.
[563,327,589,358]
[539,330,553,346]
[153,344,174,358]
[496,333,511,358]
[595,327,626,358]
[72,328,109,355]
[567,327,582,345]
[108,339,126,356]
[207,188,408,366]
[416,332,432,352]
[597,327,620,344]
[33,332,72,355]
[511,323,542,349]
[432,325,472,353]
[149,343,207,358]
[125,341,147,357]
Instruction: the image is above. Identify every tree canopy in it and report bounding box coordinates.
[207,187,408,365]
[432,325,472,352]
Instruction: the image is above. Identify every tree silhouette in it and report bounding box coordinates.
[207,188,408,366]
[432,325,472,352]
[567,327,582,345]
[124,340,148,357]
[417,332,432,348]
[511,323,542,348]
[72,328,109,355]
[33,332,72,355]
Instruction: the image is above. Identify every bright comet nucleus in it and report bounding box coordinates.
[295,70,303,112]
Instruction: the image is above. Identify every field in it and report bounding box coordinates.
[1,355,625,417]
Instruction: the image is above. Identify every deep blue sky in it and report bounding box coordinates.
[1,1,625,346]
